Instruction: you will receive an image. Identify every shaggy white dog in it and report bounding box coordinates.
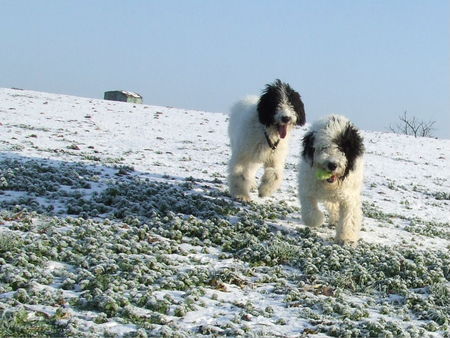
[228,79,305,201]
[298,115,364,245]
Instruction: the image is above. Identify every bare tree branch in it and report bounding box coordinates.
[389,111,435,138]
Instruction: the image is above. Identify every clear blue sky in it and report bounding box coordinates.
[2,0,449,138]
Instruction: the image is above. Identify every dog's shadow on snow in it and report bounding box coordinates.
[0,153,245,223]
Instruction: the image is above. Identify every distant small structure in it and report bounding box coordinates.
[104,90,143,104]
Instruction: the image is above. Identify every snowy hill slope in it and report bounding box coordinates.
[0,88,449,336]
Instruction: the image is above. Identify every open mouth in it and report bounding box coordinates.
[278,124,288,139]
[326,175,338,183]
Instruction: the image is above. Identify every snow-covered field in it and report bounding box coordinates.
[0,87,448,337]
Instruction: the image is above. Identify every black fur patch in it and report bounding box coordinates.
[257,79,282,126]
[302,131,315,165]
[335,123,364,178]
[257,79,305,126]
[285,85,306,126]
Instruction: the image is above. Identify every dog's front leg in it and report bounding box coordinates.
[335,198,362,245]
[258,165,283,198]
[300,195,324,227]
[324,202,340,226]
[228,160,257,202]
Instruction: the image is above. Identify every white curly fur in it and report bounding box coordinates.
[228,96,297,202]
[298,115,364,245]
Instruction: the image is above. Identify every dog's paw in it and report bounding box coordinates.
[258,189,271,198]
[335,237,359,247]
[303,210,324,228]
[234,194,252,202]
[335,223,361,246]
[258,183,276,198]
[335,228,359,247]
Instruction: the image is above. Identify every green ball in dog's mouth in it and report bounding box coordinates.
[316,168,333,180]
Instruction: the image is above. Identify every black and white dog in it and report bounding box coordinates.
[228,79,305,201]
[298,115,364,245]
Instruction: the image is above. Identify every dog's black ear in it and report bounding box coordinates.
[257,80,282,126]
[336,123,364,177]
[302,131,315,165]
[284,85,306,126]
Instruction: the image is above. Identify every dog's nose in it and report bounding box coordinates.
[281,116,291,123]
[327,162,337,171]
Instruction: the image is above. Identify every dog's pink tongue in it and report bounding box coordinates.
[278,125,287,139]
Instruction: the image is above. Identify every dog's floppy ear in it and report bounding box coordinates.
[285,85,306,126]
[336,123,364,177]
[302,131,315,165]
[257,80,281,126]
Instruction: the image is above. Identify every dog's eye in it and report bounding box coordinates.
[320,146,328,151]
